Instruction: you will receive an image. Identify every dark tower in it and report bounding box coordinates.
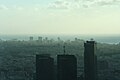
[29,36,33,41]
[36,54,54,80]
[57,55,77,80]
[38,37,42,42]
[84,41,97,80]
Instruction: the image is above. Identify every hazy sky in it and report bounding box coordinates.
[0,0,120,35]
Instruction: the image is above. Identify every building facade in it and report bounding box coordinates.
[36,54,54,80]
[57,55,77,80]
[84,41,97,80]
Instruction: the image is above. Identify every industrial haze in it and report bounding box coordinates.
[0,37,120,80]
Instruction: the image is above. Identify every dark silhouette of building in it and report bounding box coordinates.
[38,37,42,42]
[84,41,97,80]
[29,36,33,41]
[36,54,54,80]
[57,55,77,80]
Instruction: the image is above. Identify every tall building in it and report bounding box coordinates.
[57,55,77,80]
[38,37,42,42]
[29,36,33,41]
[36,54,54,80]
[84,41,97,80]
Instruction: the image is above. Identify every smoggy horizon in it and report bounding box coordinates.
[0,0,120,35]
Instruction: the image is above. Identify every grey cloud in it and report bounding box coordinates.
[48,0,120,10]
[48,1,70,9]
[97,2,113,6]
[95,0,119,6]
[54,1,64,5]
[82,4,89,8]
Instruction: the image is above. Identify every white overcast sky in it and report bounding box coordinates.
[0,0,120,35]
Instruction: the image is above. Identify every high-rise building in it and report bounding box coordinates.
[36,54,54,80]
[29,36,33,41]
[38,37,42,42]
[57,55,77,80]
[84,41,97,80]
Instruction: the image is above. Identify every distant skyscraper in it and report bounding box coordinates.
[84,41,97,80]
[57,37,61,41]
[44,37,49,43]
[29,36,33,41]
[36,54,54,80]
[57,55,77,80]
[38,37,42,42]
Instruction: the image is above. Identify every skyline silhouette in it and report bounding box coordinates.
[0,37,119,80]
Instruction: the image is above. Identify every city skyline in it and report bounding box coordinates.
[0,0,120,34]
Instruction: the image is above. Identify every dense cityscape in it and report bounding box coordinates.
[1,0,120,80]
[0,36,120,80]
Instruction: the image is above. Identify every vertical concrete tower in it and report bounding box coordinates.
[36,54,54,80]
[84,41,97,80]
[57,55,77,80]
